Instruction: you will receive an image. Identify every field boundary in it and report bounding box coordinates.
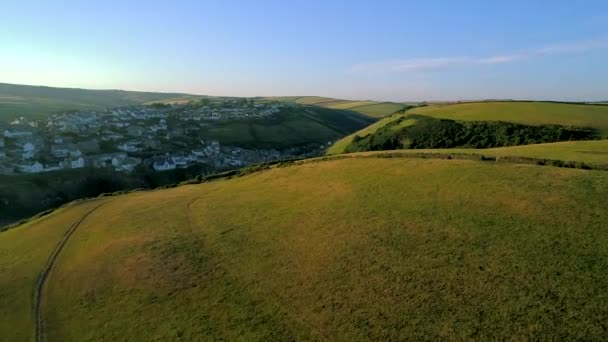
[33,201,106,342]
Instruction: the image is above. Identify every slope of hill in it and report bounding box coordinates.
[2,157,608,340]
[0,83,194,121]
[328,101,608,154]
[363,140,608,167]
[410,101,608,137]
[267,96,409,118]
[326,113,414,154]
[200,105,374,148]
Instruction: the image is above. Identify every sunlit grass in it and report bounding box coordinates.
[2,158,607,340]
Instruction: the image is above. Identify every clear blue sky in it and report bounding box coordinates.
[1,0,607,101]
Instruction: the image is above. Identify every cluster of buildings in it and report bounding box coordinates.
[0,100,318,176]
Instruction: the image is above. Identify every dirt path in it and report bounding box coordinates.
[33,202,106,342]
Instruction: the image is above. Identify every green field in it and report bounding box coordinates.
[328,101,608,154]
[0,83,193,122]
[368,140,608,166]
[410,101,608,137]
[267,96,408,118]
[2,157,608,340]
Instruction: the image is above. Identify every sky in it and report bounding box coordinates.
[1,0,608,101]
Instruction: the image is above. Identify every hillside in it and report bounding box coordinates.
[410,101,608,137]
[328,101,608,154]
[359,140,608,167]
[2,156,608,340]
[267,96,409,118]
[200,105,374,148]
[0,101,373,227]
[0,83,195,122]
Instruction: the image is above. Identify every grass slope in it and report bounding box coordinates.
[201,106,374,148]
[2,157,608,340]
[368,140,608,166]
[410,101,608,137]
[268,96,408,118]
[0,83,192,121]
[326,114,415,154]
[329,101,608,155]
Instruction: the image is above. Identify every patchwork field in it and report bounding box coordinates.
[2,157,608,341]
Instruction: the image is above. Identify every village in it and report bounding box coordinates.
[0,100,321,175]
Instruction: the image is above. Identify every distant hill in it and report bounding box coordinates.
[328,101,608,154]
[2,156,608,340]
[409,101,608,136]
[0,83,196,122]
[266,96,411,118]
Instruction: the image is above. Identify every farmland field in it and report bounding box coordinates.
[2,157,608,340]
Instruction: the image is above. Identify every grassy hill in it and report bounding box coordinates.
[363,140,608,167]
[200,105,374,149]
[2,156,608,340]
[267,96,409,118]
[410,101,608,137]
[328,101,608,154]
[0,83,194,122]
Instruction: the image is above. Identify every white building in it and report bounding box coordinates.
[153,157,176,171]
[23,142,35,152]
[117,141,142,152]
[4,129,32,138]
[21,162,43,173]
[71,157,85,169]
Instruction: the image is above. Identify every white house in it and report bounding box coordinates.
[44,163,64,172]
[173,156,190,168]
[23,143,35,152]
[192,149,206,158]
[153,157,176,171]
[4,129,32,138]
[20,162,43,173]
[117,141,142,152]
[68,148,82,158]
[71,157,85,169]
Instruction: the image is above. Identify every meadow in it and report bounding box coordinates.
[2,157,608,340]
[328,101,608,154]
[410,101,608,137]
[367,140,608,167]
